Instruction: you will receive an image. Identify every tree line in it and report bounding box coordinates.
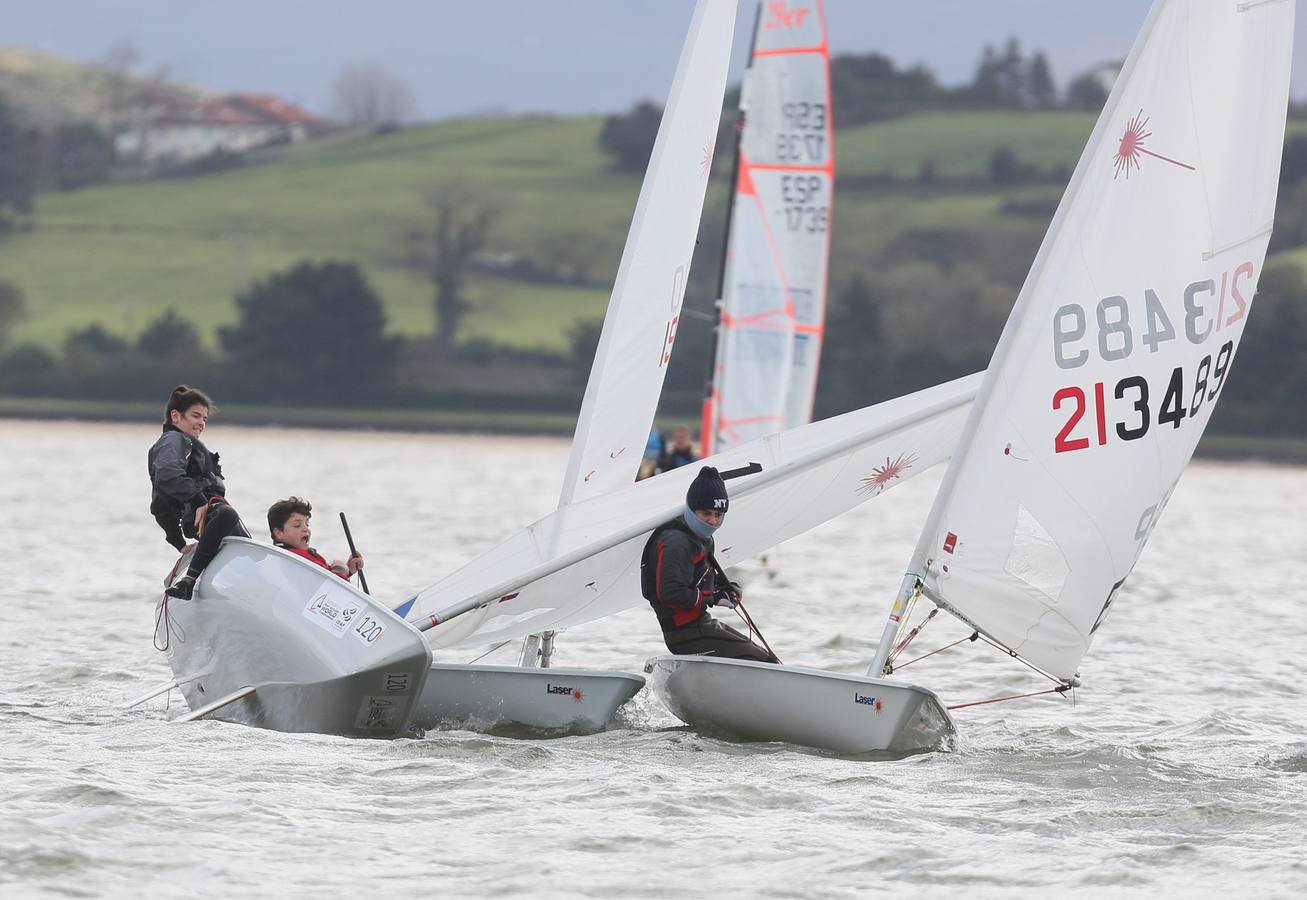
[601,37,1110,174]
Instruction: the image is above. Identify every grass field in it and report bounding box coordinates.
[3,109,1305,353]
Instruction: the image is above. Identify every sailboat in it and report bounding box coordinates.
[648,0,1296,755]
[405,0,742,733]
[701,0,834,456]
[405,0,978,735]
[140,0,980,738]
[137,0,737,738]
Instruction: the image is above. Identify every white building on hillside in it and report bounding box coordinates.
[115,93,323,165]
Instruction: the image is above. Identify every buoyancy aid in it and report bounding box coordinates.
[640,516,718,630]
[276,542,349,580]
[148,424,227,549]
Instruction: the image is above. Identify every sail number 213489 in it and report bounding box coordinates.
[1053,341,1233,453]
[1048,260,1253,454]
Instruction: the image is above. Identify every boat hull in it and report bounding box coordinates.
[412,664,645,734]
[646,655,954,756]
[157,538,432,737]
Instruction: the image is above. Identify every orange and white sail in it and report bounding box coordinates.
[702,0,834,455]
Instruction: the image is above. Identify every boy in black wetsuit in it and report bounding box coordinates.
[640,466,776,661]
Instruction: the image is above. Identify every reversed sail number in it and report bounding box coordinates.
[1052,261,1253,369]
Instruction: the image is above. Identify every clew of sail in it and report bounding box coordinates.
[706,0,834,454]
[409,373,980,650]
[557,0,738,513]
[902,0,1295,682]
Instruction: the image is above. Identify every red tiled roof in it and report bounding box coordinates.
[231,93,323,126]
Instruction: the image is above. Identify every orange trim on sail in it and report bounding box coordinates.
[736,159,758,197]
[752,46,825,58]
[747,161,835,175]
[722,308,792,329]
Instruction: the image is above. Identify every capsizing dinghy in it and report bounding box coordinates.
[154,539,431,737]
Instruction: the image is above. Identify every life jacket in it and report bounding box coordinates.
[640,516,717,630]
[148,424,227,547]
[276,543,349,581]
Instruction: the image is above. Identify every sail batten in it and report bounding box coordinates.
[892,0,1295,681]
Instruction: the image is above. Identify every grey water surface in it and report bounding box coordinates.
[1,420,1302,898]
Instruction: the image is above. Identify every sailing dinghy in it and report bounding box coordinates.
[407,0,978,735]
[402,0,741,733]
[408,372,978,732]
[649,0,1296,755]
[142,0,739,739]
[152,540,432,737]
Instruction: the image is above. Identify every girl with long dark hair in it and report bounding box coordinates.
[148,385,249,600]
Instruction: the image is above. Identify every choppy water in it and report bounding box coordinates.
[1,419,1303,898]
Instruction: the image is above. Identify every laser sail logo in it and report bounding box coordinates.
[1112,109,1196,180]
[856,452,917,496]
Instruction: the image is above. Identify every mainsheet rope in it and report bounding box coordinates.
[733,597,781,664]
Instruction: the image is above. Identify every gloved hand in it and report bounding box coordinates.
[711,584,740,610]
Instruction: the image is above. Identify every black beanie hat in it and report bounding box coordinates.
[686,466,729,513]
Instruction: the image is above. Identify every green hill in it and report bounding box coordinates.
[2,109,1305,355]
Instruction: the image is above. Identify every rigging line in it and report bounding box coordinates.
[973,632,1068,686]
[919,583,1072,687]
[947,684,1071,712]
[733,598,781,664]
[708,556,780,662]
[886,594,931,664]
[888,621,977,674]
[153,595,187,653]
[464,640,513,665]
[882,582,923,665]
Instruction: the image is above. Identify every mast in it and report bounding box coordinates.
[700,0,764,459]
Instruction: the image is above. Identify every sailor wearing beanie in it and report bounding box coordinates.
[639,466,777,662]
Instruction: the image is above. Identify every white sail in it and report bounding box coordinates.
[557,0,738,510]
[410,373,980,650]
[903,0,1294,682]
[706,0,833,453]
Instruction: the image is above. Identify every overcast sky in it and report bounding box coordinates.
[4,1,1306,119]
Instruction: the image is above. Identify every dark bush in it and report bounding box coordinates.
[219,260,398,403]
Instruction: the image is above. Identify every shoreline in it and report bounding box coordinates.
[4,397,1307,464]
[0,397,578,437]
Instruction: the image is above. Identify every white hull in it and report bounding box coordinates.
[412,664,645,734]
[646,655,954,756]
[157,538,432,737]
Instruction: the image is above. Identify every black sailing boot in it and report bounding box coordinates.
[165,574,196,601]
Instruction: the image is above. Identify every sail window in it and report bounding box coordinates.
[1003,505,1070,603]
